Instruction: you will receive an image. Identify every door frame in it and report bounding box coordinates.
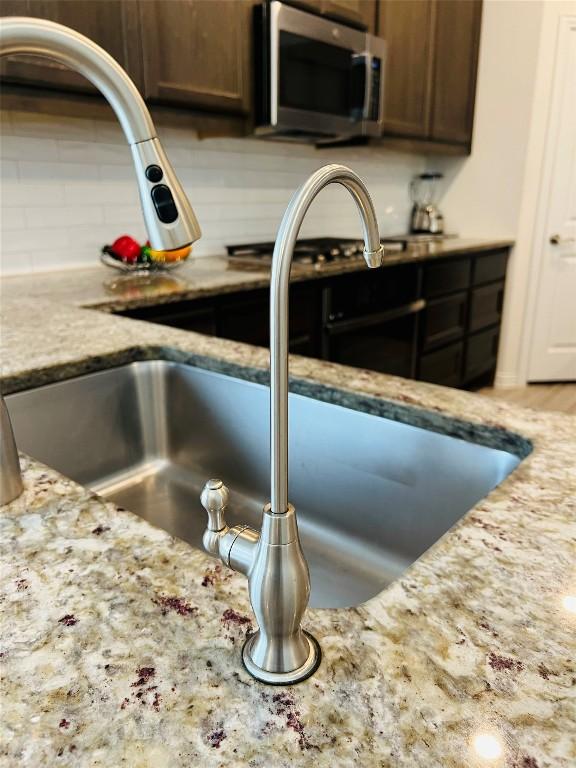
[495,1,576,388]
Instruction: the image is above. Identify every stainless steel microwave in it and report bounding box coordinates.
[254,0,386,143]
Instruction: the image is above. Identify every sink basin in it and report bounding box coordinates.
[6,360,524,608]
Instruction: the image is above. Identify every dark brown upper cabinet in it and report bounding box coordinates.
[296,0,377,31]
[430,0,483,144]
[378,0,433,138]
[138,0,255,114]
[378,0,482,149]
[0,0,142,92]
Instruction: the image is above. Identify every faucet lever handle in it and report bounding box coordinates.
[200,479,229,532]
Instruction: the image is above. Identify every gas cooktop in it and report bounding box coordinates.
[226,237,405,270]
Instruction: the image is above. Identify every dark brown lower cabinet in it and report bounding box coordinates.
[118,248,510,390]
[417,250,508,388]
[469,283,504,333]
[421,291,467,351]
[419,342,464,388]
[464,327,500,383]
[473,249,508,285]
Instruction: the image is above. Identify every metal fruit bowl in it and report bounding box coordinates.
[100,250,188,273]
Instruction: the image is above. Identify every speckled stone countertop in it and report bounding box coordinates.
[1,286,574,767]
[1,237,513,313]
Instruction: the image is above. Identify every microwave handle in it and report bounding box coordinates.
[352,51,373,122]
[365,35,387,129]
[362,51,373,122]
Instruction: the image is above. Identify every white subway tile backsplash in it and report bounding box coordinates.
[0,135,59,161]
[1,181,65,207]
[0,249,32,274]
[24,204,103,229]
[64,180,138,206]
[1,226,70,257]
[8,111,96,141]
[0,207,26,230]
[18,159,99,182]
[58,139,132,166]
[102,204,143,225]
[0,159,18,180]
[0,110,425,275]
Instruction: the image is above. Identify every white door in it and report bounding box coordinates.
[528,14,576,382]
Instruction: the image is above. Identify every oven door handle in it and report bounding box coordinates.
[325,299,426,334]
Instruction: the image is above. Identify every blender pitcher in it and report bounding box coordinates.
[410,172,444,234]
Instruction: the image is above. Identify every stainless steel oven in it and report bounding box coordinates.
[254,0,386,143]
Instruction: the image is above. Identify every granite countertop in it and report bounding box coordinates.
[1,275,575,767]
[1,237,514,313]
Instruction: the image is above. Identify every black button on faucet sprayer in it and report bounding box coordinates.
[145,164,163,183]
[151,184,178,224]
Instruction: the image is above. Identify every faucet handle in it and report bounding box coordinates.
[200,479,229,532]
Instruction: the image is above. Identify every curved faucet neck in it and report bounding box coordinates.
[0,16,201,252]
[269,164,383,515]
[0,16,154,145]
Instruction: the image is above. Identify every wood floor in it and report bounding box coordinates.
[478,383,576,415]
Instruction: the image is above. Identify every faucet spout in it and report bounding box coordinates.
[270,164,383,514]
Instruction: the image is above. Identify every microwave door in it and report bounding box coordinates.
[268,1,368,138]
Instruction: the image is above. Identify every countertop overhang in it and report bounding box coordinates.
[0,248,575,767]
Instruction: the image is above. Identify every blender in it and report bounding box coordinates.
[410,172,444,235]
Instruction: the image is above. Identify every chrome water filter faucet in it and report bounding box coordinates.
[0,16,203,504]
[201,164,384,684]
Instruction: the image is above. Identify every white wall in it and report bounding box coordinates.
[0,109,425,275]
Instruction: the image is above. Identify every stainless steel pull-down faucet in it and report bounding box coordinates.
[201,164,384,684]
[0,16,202,505]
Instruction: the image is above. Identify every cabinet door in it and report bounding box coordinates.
[464,326,499,382]
[419,341,463,387]
[421,291,467,351]
[322,0,376,31]
[296,1,375,29]
[469,282,504,333]
[139,0,253,114]
[378,0,434,137]
[0,1,142,92]
[430,0,483,145]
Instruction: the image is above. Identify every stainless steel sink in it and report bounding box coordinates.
[6,360,523,608]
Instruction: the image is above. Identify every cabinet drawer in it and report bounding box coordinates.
[473,250,508,285]
[424,258,471,298]
[465,327,500,381]
[422,291,467,350]
[419,342,463,387]
[469,282,504,332]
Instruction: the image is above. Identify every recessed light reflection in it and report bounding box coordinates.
[472,732,503,761]
[562,595,576,614]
